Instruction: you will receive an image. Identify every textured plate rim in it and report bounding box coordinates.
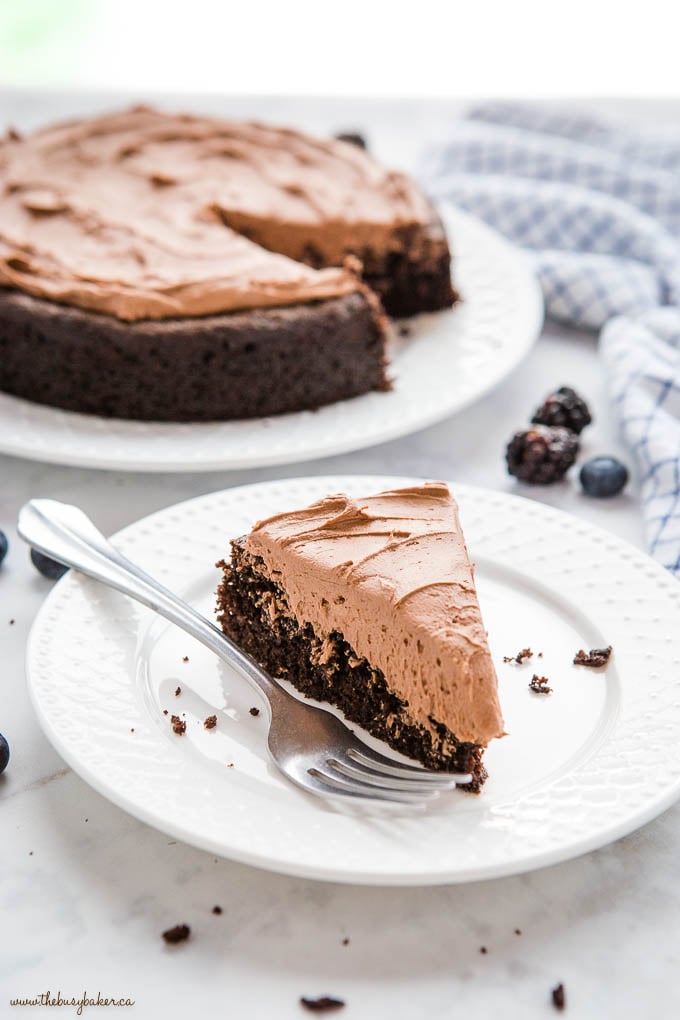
[25,475,680,886]
[0,207,543,472]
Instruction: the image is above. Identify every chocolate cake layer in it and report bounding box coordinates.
[365,248,456,318]
[0,288,388,422]
[362,215,457,317]
[217,540,486,790]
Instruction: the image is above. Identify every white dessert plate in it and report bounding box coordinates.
[0,207,542,472]
[26,475,680,885]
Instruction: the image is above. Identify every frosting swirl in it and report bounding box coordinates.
[0,108,432,321]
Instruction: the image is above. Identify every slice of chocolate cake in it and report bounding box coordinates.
[216,483,504,790]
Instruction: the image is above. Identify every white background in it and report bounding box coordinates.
[1,0,680,97]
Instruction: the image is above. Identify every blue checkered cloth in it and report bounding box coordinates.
[421,102,680,575]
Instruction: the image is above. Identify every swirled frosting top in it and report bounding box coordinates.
[0,107,433,320]
[246,482,504,746]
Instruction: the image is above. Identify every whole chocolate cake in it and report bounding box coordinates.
[0,108,455,421]
[216,483,504,789]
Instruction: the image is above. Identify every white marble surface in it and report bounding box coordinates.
[1,93,677,1019]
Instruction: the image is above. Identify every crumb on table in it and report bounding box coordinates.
[300,996,345,1013]
[162,923,191,945]
[551,983,566,1011]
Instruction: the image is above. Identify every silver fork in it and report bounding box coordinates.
[18,499,472,805]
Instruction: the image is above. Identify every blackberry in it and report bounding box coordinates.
[531,386,592,434]
[334,131,367,149]
[506,426,579,484]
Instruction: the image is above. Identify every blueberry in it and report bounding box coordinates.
[0,529,7,566]
[30,548,68,581]
[0,732,9,775]
[580,456,629,498]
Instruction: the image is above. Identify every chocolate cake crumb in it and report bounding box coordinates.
[9,619,14,625]
[504,647,533,664]
[162,923,191,944]
[249,706,260,717]
[573,645,612,668]
[204,715,217,730]
[514,928,522,936]
[130,727,135,732]
[479,946,487,955]
[341,937,349,946]
[182,656,189,663]
[529,674,552,694]
[212,905,222,915]
[300,997,345,1013]
[227,762,234,768]
[175,686,181,696]
[538,652,543,658]
[170,714,186,735]
[551,983,566,1011]
[163,709,168,716]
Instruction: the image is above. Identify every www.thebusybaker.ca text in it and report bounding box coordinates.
[9,990,135,1015]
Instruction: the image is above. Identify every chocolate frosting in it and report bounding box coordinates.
[246,483,504,746]
[0,108,432,321]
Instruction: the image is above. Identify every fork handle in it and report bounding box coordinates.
[17,498,281,705]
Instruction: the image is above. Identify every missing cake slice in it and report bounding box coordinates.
[216,482,504,790]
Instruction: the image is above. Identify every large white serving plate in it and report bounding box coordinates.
[26,475,680,885]
[0,208,542,472]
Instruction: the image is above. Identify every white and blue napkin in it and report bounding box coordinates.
[421,101,680,575]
